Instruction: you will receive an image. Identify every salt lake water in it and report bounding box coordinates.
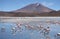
[0,17,60,39]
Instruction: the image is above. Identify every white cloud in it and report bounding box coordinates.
[41,1,54,7]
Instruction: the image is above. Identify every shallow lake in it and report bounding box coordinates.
[0,17,60,39]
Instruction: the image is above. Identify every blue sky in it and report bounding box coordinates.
[0,0,60,11]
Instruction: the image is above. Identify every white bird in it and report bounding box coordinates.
[57,33,60,36]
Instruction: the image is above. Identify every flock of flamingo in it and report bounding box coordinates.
[0,20,60,39]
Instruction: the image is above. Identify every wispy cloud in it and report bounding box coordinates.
[41,1,54,7]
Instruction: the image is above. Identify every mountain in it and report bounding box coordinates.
[0,3,60,16]
[14,3,54,13]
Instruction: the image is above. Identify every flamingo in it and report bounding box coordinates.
[57,33,60,36]
[25,24,36,31]
[16,23,22,30]
[27,25,34,30]
[36,25,43,31]
[54,33,60,39]
[43,27,50,36]
[11,27,17,35]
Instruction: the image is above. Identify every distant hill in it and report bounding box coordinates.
[0,11,60,17]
